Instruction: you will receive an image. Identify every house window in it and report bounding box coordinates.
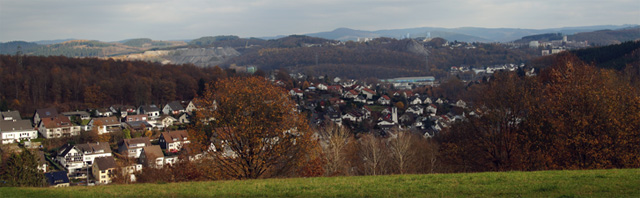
[101,175,106,178]
[101,170,106,173]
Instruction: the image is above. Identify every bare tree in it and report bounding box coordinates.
[387,129,415,174]
[317,122,352,176]
[358,134,387,175]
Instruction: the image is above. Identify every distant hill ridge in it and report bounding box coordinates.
[305,25,639,42]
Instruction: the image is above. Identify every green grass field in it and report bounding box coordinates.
[1,169,638,197]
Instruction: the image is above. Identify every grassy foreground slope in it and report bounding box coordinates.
[2,169,639,197]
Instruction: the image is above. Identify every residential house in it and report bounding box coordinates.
[162,101,186,115]
[33,107,58,126]
[118,137,152,158]
[408,96,422,105]
[406,105,424,115]
[94,108,113,117]
[138,105,161,118]
[377,95,391,105]
[454,100,467,108]
[326,108,342,125]
[178,113,191,124]
[122,164,143,183]
[38,151,47,172]
[139,145,164,168]
[164,155,179,166]
[328,97,345,106]
[1,110,21,121]
[148,115,177,130]
[0,111,38,144]
[316,83,328,91]
[423,97,432,104]
[61,110,91,121]
[392,90,413,98]
[289,88,304,98]
[399,112,417,125]
[45,171,70,187]
[159,130,190,152]
[342,111,364,122]
[426,104,438,116]
[361,88,376,99]
[327,85,343,94]
[343,90,359,99]
[125,114,147,122]
[89,116,121,134]
[92,156,116,184]
[185,100,205,113]
[56,144,84,174]
[76,142,112,167]
[38,115,81,139]
[110,105,136,118]
[361,106,372,118]
[354,95,367,103]
[124,121,153,132]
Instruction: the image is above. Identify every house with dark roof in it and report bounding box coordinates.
[33,107,58,126]
[76,142,112,166]
[56,144,84,174]
[1,110,21,121]
[89,116,122,134]
[110,105,136,118]
[92,156,116,184]
[118,137,152,158]
[159,130,190,152]
[138,104,161,118]
[61,110,91,121]
[139,145,164,168]
[0,110,38,144]
[45,171,70,187]
[162,101,186,115]
[38,114,81,139]
[124,121,153,132]
[37,151,48,173]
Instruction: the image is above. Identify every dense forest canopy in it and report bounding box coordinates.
[0,55,229,116]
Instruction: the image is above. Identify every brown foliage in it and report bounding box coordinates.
[0,55,229,116]
[193,76,318,179]
[438,53,640,172]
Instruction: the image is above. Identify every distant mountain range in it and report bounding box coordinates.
[305,25,639,42]
[2,24,638,58]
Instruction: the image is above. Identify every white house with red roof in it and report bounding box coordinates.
[377,95,391,105]
[38,115,81,139]
[361,88,376,99]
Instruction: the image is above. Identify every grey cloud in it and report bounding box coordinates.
[0,0,638,42]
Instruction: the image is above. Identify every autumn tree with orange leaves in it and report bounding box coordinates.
[191,76,319,179]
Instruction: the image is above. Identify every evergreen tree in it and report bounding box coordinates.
[1,149,46,187]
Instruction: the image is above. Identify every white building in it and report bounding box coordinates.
[1,111,38,144]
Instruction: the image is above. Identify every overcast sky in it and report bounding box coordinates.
[1,0,638,42]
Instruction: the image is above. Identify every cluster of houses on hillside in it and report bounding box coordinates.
[0,100,209,187]
[284,77,471,138]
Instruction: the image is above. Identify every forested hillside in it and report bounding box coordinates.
[222,37,538,79]
[0,55,230,116]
